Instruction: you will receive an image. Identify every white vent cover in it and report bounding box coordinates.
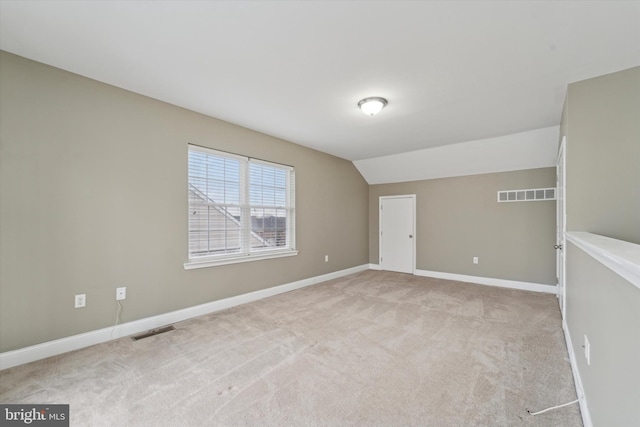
[498,187,556,203]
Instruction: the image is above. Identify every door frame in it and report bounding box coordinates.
[556,136,567,317]
[379,194,416,273]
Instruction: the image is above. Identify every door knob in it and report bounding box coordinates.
[409,235,413,238]
[554,244,562,250]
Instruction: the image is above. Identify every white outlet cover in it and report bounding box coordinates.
[584,335,590,365]
[75,294,86,308]
[116,287,126,300]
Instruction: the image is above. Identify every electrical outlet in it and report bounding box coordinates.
[75,294,86,308]
[473,257,479,264]
[116,287,126,301]
[584,334,590,365]
[325,255,329,262]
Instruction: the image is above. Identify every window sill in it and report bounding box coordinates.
[184,250,298,270]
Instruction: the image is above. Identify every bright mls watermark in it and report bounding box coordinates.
[1,405,69,426]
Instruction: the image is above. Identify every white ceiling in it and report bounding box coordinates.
[355,126,561,184]
[1,1,639,166]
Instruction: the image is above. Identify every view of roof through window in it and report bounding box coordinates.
[187,147,294,259]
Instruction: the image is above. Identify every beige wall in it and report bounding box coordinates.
[565,243,639,426]
[369,168,557,285]
[565,66,640,244]
[562,66,640,425]
[0,51,369,352]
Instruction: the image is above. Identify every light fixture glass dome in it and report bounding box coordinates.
[358,97,388,116]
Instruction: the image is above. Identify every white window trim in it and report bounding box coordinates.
[184,144,296,269]
[184,249,299,270]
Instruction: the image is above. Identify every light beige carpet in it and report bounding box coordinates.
[1,271,582,426]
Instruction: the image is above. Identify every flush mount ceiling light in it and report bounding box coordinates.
[357,97,388,116]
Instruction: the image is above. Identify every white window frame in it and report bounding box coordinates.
[184,144,297,270]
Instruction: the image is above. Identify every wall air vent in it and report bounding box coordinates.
[497,187,556,203]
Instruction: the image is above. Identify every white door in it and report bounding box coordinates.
[380,195,415,274]
[556,137,567,316]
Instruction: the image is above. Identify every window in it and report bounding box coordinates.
[185,144,296,268]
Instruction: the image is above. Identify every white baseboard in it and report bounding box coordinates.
[414,269,556,294]
[368,263,382,270]
[0,264,369,370]
[563,320,593,427]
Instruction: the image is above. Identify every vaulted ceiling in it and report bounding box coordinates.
[1,1,638,181]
